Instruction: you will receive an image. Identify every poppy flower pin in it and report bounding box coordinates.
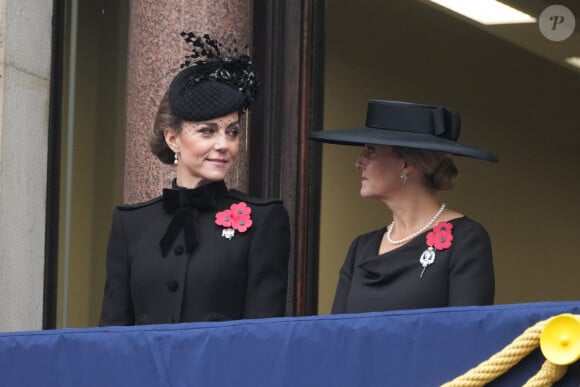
[419,221,453,278]
[215,202,253,240]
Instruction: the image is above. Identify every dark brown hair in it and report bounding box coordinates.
[393,146,458,191]
[150,92,247,164]
[150,92,183,164]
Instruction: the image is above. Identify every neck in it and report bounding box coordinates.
[175,170,208,189]
[385,194,444,244]
[386,184,437,218]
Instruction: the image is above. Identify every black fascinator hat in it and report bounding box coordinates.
[168,32,258,122]
[311,100,497,162]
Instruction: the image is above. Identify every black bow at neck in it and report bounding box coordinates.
[160,180,227,257]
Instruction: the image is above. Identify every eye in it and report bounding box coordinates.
[365,144,376,154]
[197,126,215,136]
[226,127,241,138]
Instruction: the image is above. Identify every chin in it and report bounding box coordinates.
[204,173,228,182]
[360,189,379,199]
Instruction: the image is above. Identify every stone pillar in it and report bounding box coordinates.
[0,0,53,331]
[123,0,252,203]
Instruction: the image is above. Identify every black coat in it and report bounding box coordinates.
[99,181,290,326]
[332,216,494,314]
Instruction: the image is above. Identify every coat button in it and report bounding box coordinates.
[174,245,184,255]
[167,280,178,292]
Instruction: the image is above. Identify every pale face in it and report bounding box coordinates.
[355,144,406,199]
[165,111,241,188]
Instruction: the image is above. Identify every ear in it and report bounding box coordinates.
[401,160,416,175]
[164,127,180,152]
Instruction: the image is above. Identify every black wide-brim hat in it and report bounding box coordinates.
[310,100,498,162]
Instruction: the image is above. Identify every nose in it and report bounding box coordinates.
[355,152,366,171]
[213,132,228,150]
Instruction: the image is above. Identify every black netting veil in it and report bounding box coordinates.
[168,32,258,122]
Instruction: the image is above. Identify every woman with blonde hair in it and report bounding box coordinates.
[311,100,496,313]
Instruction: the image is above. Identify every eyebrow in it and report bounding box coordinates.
[197,120,240,129]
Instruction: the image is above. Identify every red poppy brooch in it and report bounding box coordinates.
[215,202,253,240]
[419,221,453,278]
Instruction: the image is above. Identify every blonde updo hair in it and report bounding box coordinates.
[150,92,184,165]
[393,146,458,191]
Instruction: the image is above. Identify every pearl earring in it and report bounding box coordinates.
[174,152,179,165]
[400,172,408,182]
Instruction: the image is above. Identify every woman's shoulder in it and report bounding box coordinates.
[353,227,386,245]
[448,215,490,237]
[227,189,284,207]
[115,196,163,212]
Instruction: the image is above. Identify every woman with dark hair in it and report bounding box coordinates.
[311,100,497,314]
[99,33,290,326]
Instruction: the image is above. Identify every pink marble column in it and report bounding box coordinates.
[123,0,252,203]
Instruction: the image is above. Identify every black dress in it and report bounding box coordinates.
[331,216,494,314]
[99,180,290,326]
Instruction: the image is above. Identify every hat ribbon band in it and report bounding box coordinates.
[365,104,458,140]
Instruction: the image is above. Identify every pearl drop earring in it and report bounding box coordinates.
[174,152,179,165]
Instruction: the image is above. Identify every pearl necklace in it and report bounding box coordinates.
[386,203,446,245]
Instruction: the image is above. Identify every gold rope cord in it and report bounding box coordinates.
[522,360,567,387]
[441,318,569,387]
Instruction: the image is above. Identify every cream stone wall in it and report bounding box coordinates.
[0,0,53,331]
